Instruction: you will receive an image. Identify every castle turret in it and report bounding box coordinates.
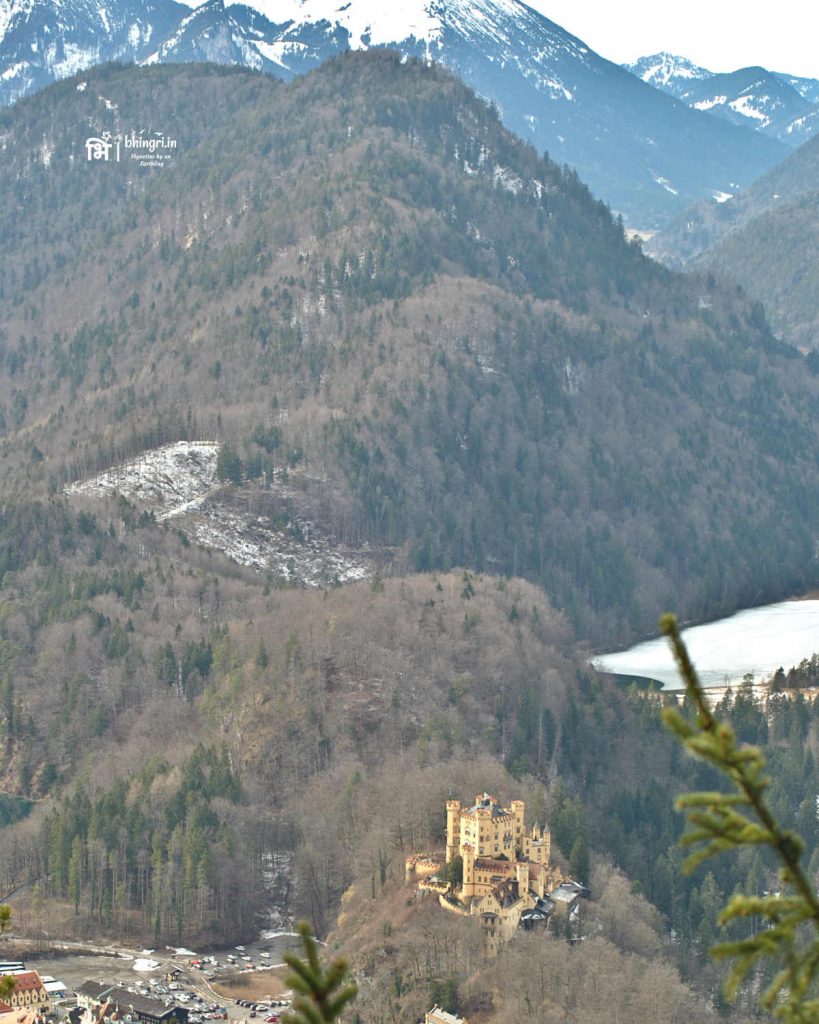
[510,799,525,853]
[528,821,551,865]
[446,800,462,863]
[461,843,476,897]
[516,860,530,895]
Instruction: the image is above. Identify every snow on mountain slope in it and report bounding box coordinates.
[142,0,287,69]
[242,0,592,84]
[627,52,819,147]
[777,71,819,105]
[66,441,373,586]
[238,0,443,47]
[0,0,185,104]
[67,441,220,515]
[626,51,711,94]
[0,0,22,42]
[1,0,788,228]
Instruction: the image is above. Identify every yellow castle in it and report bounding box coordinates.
[408,792,567,949]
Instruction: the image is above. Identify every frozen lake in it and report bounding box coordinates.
[592,599,819,690]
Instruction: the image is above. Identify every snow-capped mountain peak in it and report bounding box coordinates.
[0,0,185,103]
[227,0,443,48]
[627,51,819,148]
[626,51,712,92]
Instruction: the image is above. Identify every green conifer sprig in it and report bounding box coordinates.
[660,613,819,1022]
[281,921,358,1024]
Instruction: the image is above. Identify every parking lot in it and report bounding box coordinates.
[28,935,301,1023]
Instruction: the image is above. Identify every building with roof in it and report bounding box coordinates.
[425,1008,469,1024]
[2,972,49,1015]
[41,980,68,1001]
[407,792,574,951]
[75,983,188,1024]
[0,1008,43,1024]
[76,983,108,1011]
[447,793,565,904]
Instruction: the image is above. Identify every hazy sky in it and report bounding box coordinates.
[526,1,819,78]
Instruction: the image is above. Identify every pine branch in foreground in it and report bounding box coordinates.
[281,921,357,1024]
[660,613,819,1022]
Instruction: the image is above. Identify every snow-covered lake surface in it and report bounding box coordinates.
[592,599,819,690]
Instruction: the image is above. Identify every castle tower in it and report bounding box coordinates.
[516,860,530,895]
[510,799,525,854]
[540,827,551,864]
[461,843,476,897]
[528,821,551,865]
[446,800,462,863]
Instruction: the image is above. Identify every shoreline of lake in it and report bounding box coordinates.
[592,598,819,691]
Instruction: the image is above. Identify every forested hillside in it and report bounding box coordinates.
[648,130,819,350]
[0,490,814,1019]
[0,495,577,940]
[0,54,817,1020]
[1,56,818,645]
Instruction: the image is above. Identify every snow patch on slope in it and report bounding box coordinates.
[187,500,370,586]
[627,51,711,89]
[67,441,220,514]
[492,164,523,194]
[254,37,306,67]
[729,94,769,124]
[693,95,726,111]
[0,60,25,81]
[66,441,372,586]
[231,0,442,47]
[0,0,20,45]
[653,174,678,196]
[50,40,100,77]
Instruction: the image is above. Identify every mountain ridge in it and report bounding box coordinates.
[648,127,819,351]
[0,61,816,1016]
[625,50,819,147]
[0,0,790,229]
[1,55,818,645]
